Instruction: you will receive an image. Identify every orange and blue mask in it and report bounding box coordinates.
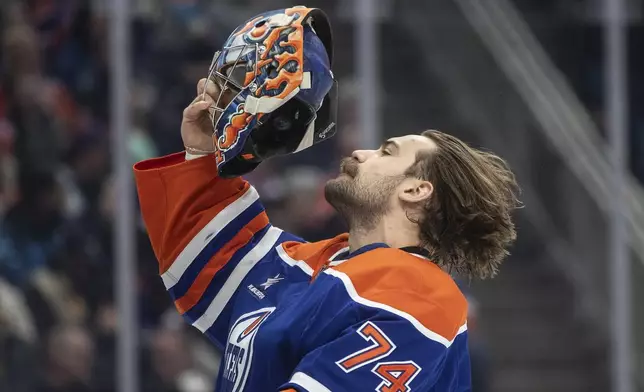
[205,6,337,177]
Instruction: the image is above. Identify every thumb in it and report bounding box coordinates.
[183,100,211,121]
[194,100,211,111]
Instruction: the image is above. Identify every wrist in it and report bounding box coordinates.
[185,151,208,161]
[184,146,216,160]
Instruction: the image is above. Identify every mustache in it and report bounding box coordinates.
[340,158,359,178]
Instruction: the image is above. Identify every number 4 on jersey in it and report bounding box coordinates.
[372,361,421,392]
[336,321,421,392]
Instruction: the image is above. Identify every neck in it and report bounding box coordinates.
[348,214,421,252]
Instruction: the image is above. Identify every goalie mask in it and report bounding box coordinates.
[205,6,337,178]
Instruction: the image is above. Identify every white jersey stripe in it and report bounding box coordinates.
[410,253,430,261]
[328,246,350,261]
[457,322,468,336]
[276,244,314,276]
[289,372,332,392]
[193,226,283,332]
[324,269,464,347]
[161,186,260,289]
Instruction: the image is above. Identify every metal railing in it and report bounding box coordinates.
[450,0,643,390]
[454,0,644,262]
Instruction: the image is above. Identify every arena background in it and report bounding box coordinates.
[0,0,642,391]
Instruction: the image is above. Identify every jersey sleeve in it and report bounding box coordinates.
[133,152,301,347]
[278,268,471,392]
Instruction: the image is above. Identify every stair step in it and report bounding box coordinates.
[490,346,598,365]
[476,289,572,312]
[467,260,607,386]
[491,366,609,392]
[483,261,564,284]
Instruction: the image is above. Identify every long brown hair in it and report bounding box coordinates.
[406,130,521,279]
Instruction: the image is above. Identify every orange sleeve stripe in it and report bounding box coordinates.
[159,179,250,274]
[134,153,249,274]
[174,212,269,314]
[334,249,467,342]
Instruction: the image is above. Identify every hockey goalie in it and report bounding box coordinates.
[134,6,519,391]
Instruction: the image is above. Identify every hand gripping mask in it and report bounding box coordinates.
[204,6,337,177]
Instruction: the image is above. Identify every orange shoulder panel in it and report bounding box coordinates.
[334,248,467,342]
[281,233,349,273]
[133,153,268,274]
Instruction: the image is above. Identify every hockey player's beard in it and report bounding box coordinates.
[325,158,404,231]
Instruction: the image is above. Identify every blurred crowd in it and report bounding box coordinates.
[0,1,640,392]
[0,1,355,391]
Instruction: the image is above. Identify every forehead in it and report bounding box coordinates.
[389,134,437,155]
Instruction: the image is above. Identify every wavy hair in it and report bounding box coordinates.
[406,131,521,279]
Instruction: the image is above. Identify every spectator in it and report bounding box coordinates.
[0,277,38,392]
[91,302,117,392]
[36,324,95,392]
[0,171,65,288]
[143,327,212,392]
[0,117,18,216]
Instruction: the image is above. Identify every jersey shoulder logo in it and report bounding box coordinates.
[221,307,275,392]
[259,274,284,290]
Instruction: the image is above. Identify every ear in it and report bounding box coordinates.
[398,179,433,204]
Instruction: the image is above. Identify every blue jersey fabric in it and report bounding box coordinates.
[134,152,472,391]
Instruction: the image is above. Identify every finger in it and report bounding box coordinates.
[196,78,208,95]
[197,78,221,100]
[183,100,212,120]
[195,100,212,111]
[190,91,215,106]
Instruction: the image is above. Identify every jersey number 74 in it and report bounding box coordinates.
[335,322,421,392]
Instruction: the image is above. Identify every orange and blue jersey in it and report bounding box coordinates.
[134,152,472,392]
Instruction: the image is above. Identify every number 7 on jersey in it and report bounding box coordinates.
[335,322,421,392]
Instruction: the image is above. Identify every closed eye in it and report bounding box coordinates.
[379,140,399,156]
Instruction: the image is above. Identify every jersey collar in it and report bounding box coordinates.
[399,246,431,259]
[331,243,431,262]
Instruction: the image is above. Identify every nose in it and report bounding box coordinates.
[351,149,376,163]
